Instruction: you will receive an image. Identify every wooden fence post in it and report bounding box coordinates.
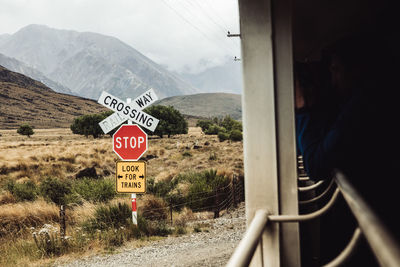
[232,174,238,208]
[60,205,66,238]
[214,188,220,218]
[170,203,173,225]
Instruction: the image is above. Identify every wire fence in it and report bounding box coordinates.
[57,174,245,236]
[139,174,245,224]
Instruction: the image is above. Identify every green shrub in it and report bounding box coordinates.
[143,105,188,138]
[186,178,213,210]
[220,116,242,132]
[229,129,243,141]
[150,178,179,198]
[196,119,213,132]
[101,229,125,248]
[140,195,168,221]
[6,180,38,201]
[17,124,34,137]
[40,177,72,205]
[84,203,131,233]
[33,231,68,257]
[73,178,115,202]
[182,151,192,157]
[70,111,112,138]
[63,192,83,206]
[177,169,230,211]
[198,116,242,133]
[166,190,186,211]
[146,177,156,194]
[147,221,172,236]
[135,215,151,237]
[218,131,229,142]
[175,226,187,235]
[205,125,225,135]
[124,215,155,239]
[126,222,143,239]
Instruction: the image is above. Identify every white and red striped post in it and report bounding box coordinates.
[131,194,137,225]
[126,98,138,225]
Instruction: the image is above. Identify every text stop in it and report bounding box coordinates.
[115,136,145,149]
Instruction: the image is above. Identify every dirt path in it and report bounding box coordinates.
[55,204,246,267]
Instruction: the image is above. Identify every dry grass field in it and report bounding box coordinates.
[0,127,243,266]
[0,127,243,184]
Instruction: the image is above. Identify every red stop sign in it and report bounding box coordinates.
[113,125,148,161]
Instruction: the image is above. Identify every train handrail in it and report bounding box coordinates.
[335,171,400,267]
[298,180,325,192]
[227,171,400,266]
[299,178,336,205]
[226,210,269,267]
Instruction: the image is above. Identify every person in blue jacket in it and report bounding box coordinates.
[295,33,399,265]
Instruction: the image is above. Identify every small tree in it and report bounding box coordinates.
[229,129,243,141]
[218,131,230,142]
[196,119,213,132]
[71,111,112,138]
[17,124,34,137]
[221,115,242,132]
[40,177,72,205]
[144,105,188,138]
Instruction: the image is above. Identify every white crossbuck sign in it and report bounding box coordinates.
[97,88,159,133]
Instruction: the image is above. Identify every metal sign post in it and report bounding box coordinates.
[127,98,137,225]
[131,194,137,225]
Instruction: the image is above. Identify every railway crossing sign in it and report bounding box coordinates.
[116,161,146,194]
[98,88,159,133]
[98,91,157,223]
[113,124,148,161]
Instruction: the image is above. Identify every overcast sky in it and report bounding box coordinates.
[0,0,241,74]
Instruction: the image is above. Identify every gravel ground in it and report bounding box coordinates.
[55,203,246,267]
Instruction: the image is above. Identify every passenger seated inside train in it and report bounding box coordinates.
[294,32,399,266]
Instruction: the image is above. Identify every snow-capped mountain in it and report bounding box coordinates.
[0,25,198,100]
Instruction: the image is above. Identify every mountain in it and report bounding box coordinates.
[0,34,10,46]
[0,53,73,94]
[0,65,107,129]
[156,93,242,120]
[0,24,198,100]
[180,60,243,94]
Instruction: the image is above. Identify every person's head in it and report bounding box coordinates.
[327,32,392,97]
[326,35,369,97]
[294,61,328,108]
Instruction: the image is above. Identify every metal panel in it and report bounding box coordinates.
[271,0,301,266]
[238,0,280,265]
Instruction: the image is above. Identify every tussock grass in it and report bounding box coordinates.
[0,200,72,238]
[155,170,177,183]
[139,195,168,221]
[0,191,16,205]
[0,238,41,267]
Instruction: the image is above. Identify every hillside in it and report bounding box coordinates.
[157,93,242,120]
[0,66,106,129]
[0,53,73,94]
[0,24,198,100]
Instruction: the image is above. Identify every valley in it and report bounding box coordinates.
[0,127,244,266]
